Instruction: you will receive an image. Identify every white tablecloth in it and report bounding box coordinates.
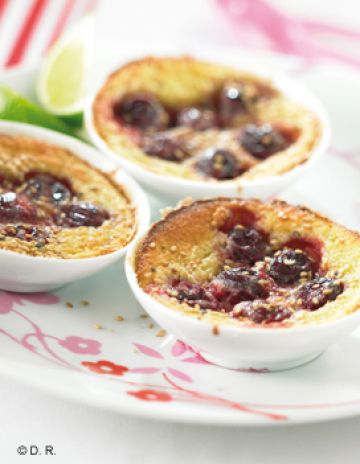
[1,0,360,462]
[1,376,359,463]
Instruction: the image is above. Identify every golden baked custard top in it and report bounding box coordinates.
[135,198,360,327]
[0,135,136,259]
[93,56,321,182]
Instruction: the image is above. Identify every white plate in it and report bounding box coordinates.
[0,52,360,426]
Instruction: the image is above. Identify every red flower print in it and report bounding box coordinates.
[128,389,172,402]
[82,360,128,376]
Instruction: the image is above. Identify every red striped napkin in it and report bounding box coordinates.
[0,0,97,68]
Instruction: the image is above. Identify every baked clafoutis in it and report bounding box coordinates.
[135,198,360,327]
[92,57,321,182]
[0,134,136,259]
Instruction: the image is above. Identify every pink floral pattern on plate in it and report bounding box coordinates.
[0,291,100,370]
[2,290,360,423]
[0,291,287,421]
[128,341,209,383]
[59,336,101,354]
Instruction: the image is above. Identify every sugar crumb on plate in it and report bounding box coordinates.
[156,329,166,337]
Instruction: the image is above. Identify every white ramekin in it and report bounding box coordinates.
[0,121,150,292]
[125,234,360,372]
[85,59,331,200]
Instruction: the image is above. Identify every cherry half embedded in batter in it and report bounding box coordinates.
[58,203,110,228]
[240,124,290,159]
[211,267,269,308]
[176,106,217,131]
[296,277,344,310]
[169,267,270,313]
[226,225,269,264]
[283,237,323,272]
[0,192,37,224]
[232,300,292,324]
[195,148,243,180]
[171,280,219,311]
[217,81,250,126]
[268,248,314,285]
[113,93,169,131]
[142,134,190,162]
[22,172,73,204]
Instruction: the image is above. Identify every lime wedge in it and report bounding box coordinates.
[37,14,94,123]
[0,84,75,135]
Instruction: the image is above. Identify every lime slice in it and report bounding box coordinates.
[37,14,94,123]
[0,84,75,135]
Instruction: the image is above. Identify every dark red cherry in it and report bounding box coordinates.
[112,93,169,131]
[176,106,216,130]
[23,173,72,203]
[172,280,219,311]
[217,81,249,126]
[0,192,37,223]
[176,281,205,301]
[58,203,110,227]
[296,277,344,311]
[142,135,190,162]
[282,237,323,273]
[226,226,268,264]
[211,267,269,306]
[195,149,242,180]
[240,124,290,159]
[233,301,292,324]
[268,249,313,285]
